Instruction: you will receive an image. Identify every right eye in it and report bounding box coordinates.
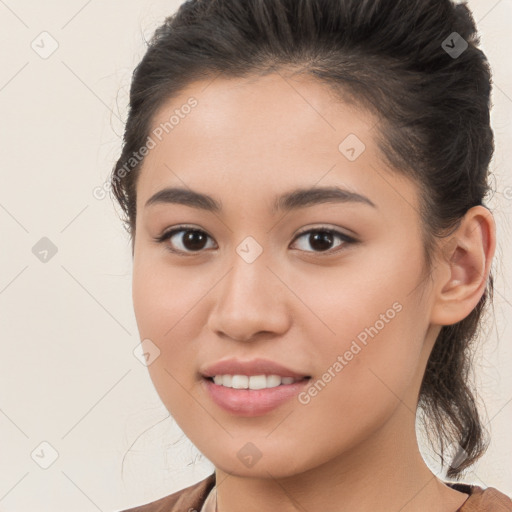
[155,226,217,254]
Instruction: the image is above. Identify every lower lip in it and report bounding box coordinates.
[201,377,311,417]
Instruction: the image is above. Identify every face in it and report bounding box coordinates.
[132,72,439,478]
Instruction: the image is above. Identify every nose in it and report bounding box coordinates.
[206,255,291,343]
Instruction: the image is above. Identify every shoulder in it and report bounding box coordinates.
[118,473,216,512]
[448,482,512,511]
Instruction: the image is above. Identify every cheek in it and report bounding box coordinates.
[292,244,427,414]
[291,239,424,343]
[290,299,424,468]
[132,255,210,339]
[131,257,213,409]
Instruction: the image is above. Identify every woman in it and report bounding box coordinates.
[113,0,512,510]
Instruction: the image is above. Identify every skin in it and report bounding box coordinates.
[131,72,495,512]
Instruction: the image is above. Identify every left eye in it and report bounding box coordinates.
[290,228,355,253]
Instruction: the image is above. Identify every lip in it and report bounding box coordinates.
[200,357,310,379]
[201,377,311,416]
[199,357,311,417]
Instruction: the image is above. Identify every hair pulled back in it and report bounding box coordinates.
[111,0,495,479]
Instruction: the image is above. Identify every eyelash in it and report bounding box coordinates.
[154,224,358,256]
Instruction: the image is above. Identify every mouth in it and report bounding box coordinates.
[201,374,312,416]
[199,358,312,415]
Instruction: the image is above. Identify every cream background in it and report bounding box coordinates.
[0,1,510,510]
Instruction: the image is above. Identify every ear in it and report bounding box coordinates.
[430,205,496,326]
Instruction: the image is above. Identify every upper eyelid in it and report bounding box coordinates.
[158,225,356,252]
[159,224,353,239]
[293,225,355,239]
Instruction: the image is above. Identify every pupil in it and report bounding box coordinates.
[180,230,334,252]
[310,231,333,251]
[184,230,207,251]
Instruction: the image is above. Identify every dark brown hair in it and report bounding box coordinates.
[111,0,495,479]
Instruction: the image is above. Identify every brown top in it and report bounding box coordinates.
[119,473,512,512]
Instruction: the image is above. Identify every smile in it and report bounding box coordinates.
[202,375,311,416]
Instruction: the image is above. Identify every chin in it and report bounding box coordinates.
[204,442,315,480]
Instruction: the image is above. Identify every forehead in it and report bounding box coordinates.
[148,72,371,155]
[136,72,419,220]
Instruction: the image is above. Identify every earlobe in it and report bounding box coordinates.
[430,206,496,326]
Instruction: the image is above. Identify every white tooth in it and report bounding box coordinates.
[231,375,249,389]
[266,374,281,388]
[248,375,268,390]
[212,374,301,389]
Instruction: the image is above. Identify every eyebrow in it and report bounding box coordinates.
[144,185,377,213]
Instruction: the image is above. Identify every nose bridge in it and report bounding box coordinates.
[226,248,266,299]
[224,232,271,297]
[208,240,289,340]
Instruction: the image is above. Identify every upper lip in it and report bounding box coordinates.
[200,358,310,379]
